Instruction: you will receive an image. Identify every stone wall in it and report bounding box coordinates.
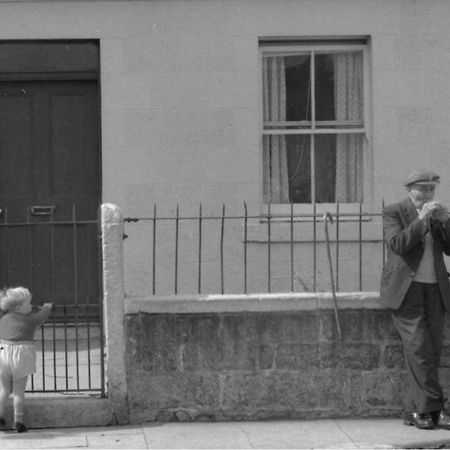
[124,294,450,423]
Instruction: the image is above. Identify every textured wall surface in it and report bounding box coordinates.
[124,306,450,423]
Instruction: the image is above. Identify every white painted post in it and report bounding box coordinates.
[101,203,129,424]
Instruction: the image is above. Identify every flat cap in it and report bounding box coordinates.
[404,169,440,187]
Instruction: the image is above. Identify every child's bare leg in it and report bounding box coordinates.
[0,369,12,419]
[12,376,28,426]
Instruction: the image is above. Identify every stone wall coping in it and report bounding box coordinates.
[125,292,382,314]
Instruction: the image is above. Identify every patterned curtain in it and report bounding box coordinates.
[262,57,289,203]
[334,52,363,202]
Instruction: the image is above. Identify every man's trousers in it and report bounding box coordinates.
[391,281,446,414]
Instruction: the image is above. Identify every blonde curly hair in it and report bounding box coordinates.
[0,287,32,312]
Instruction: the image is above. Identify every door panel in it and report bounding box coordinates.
[0,93,34,207]
[0,80,100,307]
[49,87,99,219]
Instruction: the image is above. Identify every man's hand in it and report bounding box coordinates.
[418,201,442,221]
[433,204,450,224]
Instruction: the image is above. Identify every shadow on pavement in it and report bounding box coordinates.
[396,440,450,449]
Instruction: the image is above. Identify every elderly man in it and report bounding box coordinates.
[380,169,450,429]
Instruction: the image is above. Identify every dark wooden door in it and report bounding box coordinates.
[0,80,100,307]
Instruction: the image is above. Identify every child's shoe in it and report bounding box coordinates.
[14,421,27,433]
[0,418,7,431]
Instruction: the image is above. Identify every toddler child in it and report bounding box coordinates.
[0,287,52,432]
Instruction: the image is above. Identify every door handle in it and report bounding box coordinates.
[30,205,57,216]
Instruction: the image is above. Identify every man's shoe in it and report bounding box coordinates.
[433,410,450,430]
[404,412,435,429]
[13,422,27,433]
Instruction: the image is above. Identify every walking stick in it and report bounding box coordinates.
[323,212,343,340]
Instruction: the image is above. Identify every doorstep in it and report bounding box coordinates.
[3,394,113,429]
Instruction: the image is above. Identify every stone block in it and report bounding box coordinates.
[320,342,381,370]
[254,314,285,343]
[276,313,320,344]
[320,310,399,343]
[188,315,258,371]
[128,371,221,414]
[320,312,340,341]
[258,344,275,370]
[127,343,180,374]
[180,342,198,371]
[275,343,321,370]
[221,371,322,414]
[348,370,405,413]
[311,368,352,412]
[197,339,258,371]
[383,344,404,369]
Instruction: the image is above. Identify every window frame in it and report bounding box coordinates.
[259,39,372,216]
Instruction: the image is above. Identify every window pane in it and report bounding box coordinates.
[334,133,364,202]
[262,134,290,203]
[286,135,311,203]
[262,54,311,130]
[285,55,311,123]
[263,134,310,204]
[314,133,363,203]
[263,133,363,203]
[315,54,335,122]
[315,51,364,127]
[314,134,336,203]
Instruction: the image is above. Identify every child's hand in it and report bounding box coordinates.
[42,303,53,309]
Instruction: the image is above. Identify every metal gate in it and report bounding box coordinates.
[0,207,105,395]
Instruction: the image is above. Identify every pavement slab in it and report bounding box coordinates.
[2,418,450,449]
[141,419,450,449]
[237,420,355,449]
[0,426,146,450]
[83,426,148,449]
[0,434,87,449]
[335,418,450,449]
[141,422,254,449]
[141,420,358,449]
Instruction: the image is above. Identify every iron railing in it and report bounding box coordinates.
[30,303,105,395]
[0,206,105,396]
[124,203,386,296]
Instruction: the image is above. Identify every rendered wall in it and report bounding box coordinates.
[0,1,449,296]
[0,0,447,210]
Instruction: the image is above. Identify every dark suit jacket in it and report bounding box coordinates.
[380,197,450,310]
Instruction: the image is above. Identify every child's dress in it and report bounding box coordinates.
[0,308,52,379]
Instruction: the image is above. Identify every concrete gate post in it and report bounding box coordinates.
[101,203,129,424]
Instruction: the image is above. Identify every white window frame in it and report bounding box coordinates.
[259,39,372,217]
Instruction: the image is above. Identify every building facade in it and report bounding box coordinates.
[1,0,450,300]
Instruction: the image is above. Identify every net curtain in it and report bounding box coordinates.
[334,52,364,203]
[262,57,290,203]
